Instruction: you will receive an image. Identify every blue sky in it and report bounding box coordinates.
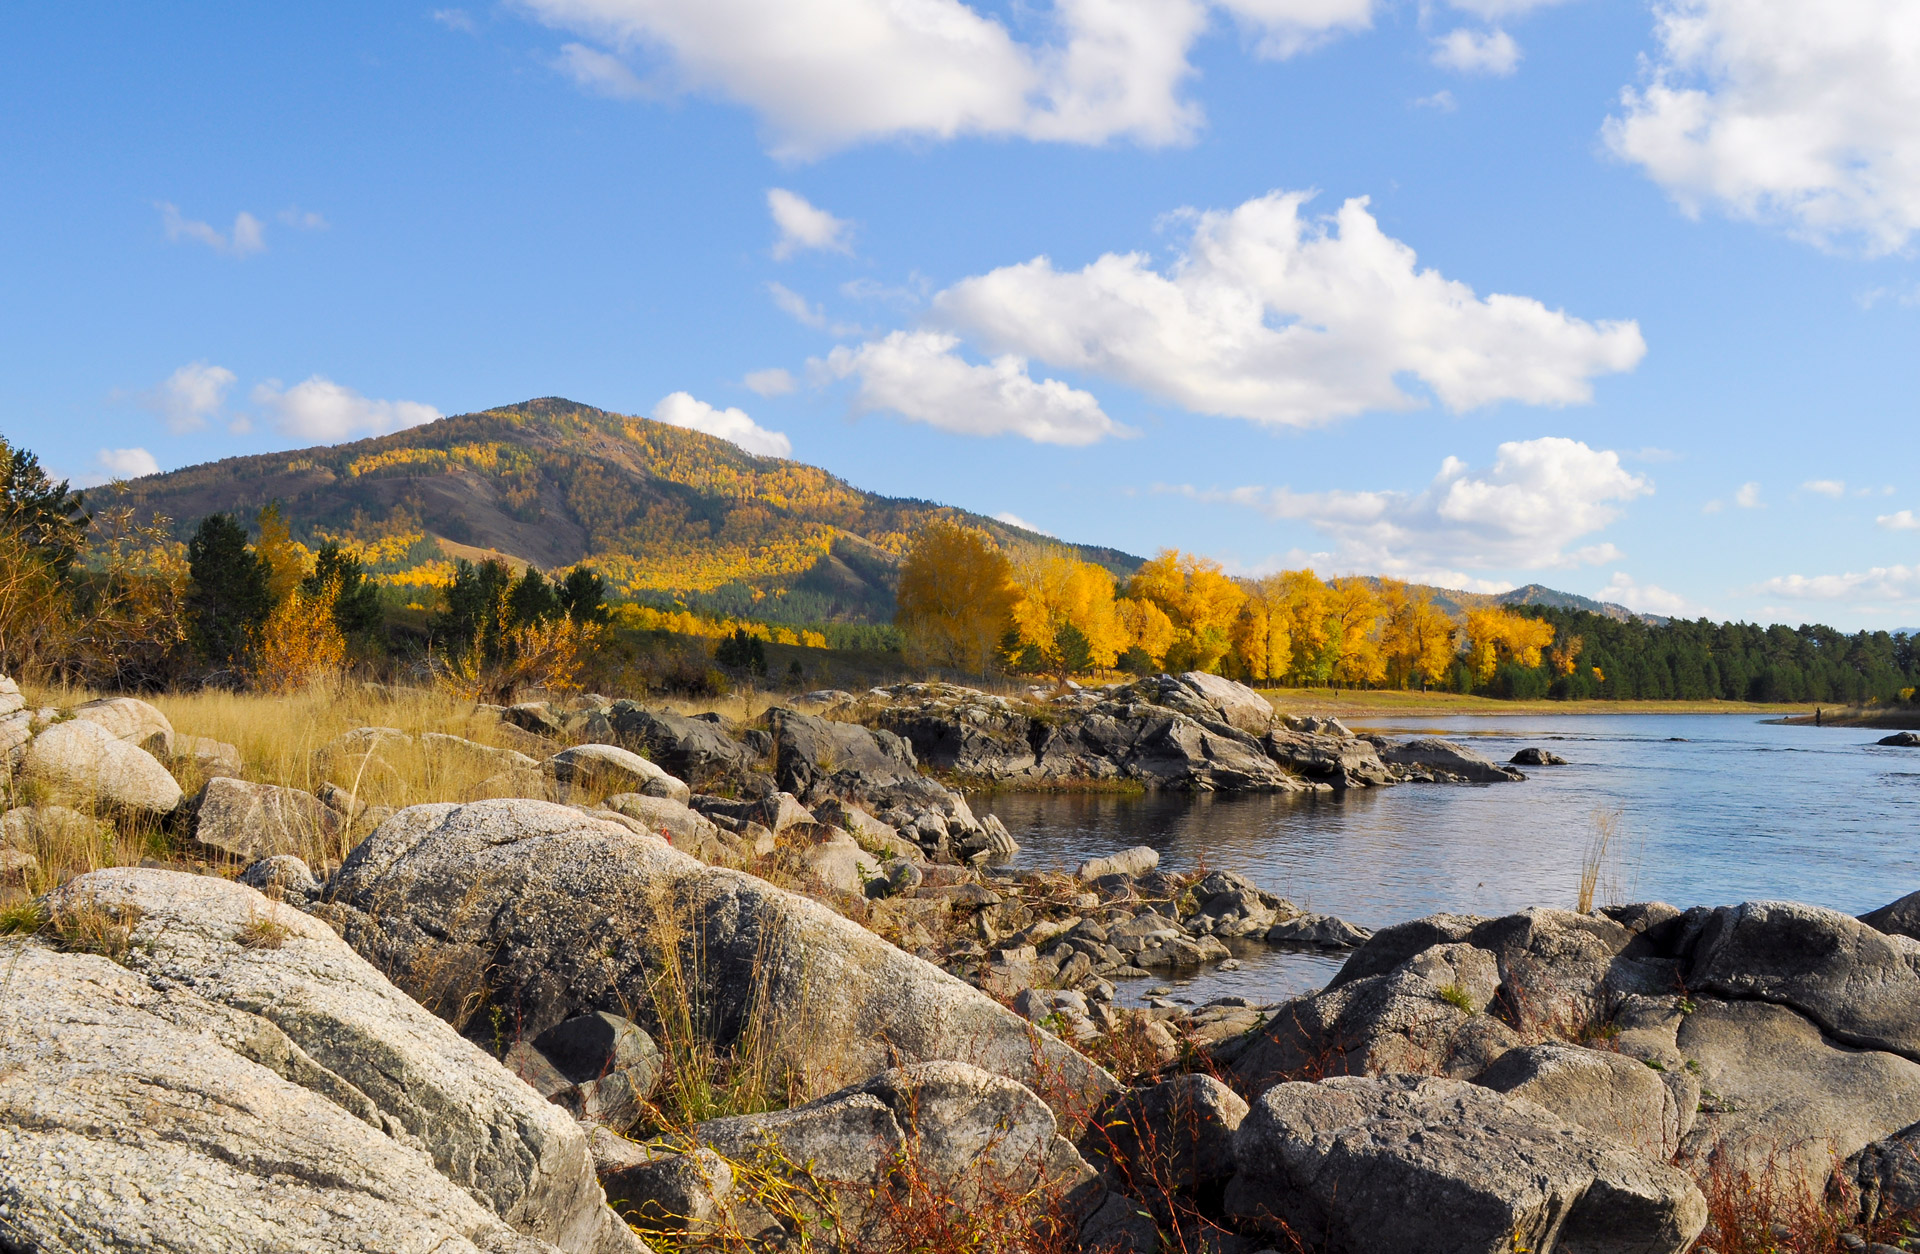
[3,1,1917,628]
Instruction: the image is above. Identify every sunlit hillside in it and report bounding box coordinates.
[122,397,1142,624]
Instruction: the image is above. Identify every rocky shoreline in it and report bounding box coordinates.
[9,671,1920,1252]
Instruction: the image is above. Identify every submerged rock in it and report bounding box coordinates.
[1510,746,1569,766]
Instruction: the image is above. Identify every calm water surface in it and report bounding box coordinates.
[976,715,1920,1006]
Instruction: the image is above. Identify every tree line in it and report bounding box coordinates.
[892,518,1920,703]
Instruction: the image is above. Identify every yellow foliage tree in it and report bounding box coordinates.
[1323,577,1386,687]
[1379,580,1458,691]
[1465,607,1557,684]
[1115,597,1175,667]
[251,581,346,693]
[1124,550,1245,674]
[1008,554,1128,676]
[254,503,309,607]
[894,519,1016,675]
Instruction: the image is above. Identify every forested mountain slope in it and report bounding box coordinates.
[122,397,1140,624]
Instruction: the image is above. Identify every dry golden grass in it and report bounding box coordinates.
[3,679,577,898]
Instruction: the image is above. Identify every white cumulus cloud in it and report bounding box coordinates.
[1603,0,1920,254]
[1878,509,1920,531]
[157,203,265,257]
[94,448,160,481]
[1600,571,1705,618]
[251,377,442,441]
[1432,27,1521,76]
[1761,565,1920,602]
[934,191,1645,428]
[820,330,1127,446]
[651,391,793,457]
[743,368,797,397]
[144,361,236,433]
[768,189,853,260]
[519,0,1377,156]
[1174,437,1651,578]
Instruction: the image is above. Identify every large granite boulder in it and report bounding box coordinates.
[1096,1073,1248,1194]
[1860,887,1920,941]
[1168,671,1275,734]
[1683,900,1920,1059]
[547,744,691,803]
[188,776,344,863]
[605,703,761,789]
[1474,1042,1681,1160]
[1674,997,1920,1199]
[1226,1075,1706,1254]
[21,717,183,816]
[691,1061,1098,1239]
[1228,942,1520,1091]
[69,695,176,755]
[321,800,1111,1105]
[1,867,644,1254]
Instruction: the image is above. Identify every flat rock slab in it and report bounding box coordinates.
[1227,1075,1705,1254]
[3,868,645,1254]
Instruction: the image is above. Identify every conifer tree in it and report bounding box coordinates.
[185,514,270,665]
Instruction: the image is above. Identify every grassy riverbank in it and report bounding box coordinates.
[1771,706,1920,730]
[1255,687,1822,718]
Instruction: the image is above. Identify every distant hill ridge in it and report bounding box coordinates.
[121,396,1657,629]
[122,397,1140,624]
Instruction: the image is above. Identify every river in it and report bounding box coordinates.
[976,714,1920,1007]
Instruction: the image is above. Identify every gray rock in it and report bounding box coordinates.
[0,671,21,717]
[1377,737,1525,783]
[1260,728,1393,789]
[1859,888,1920,941]
[602,1147,735,1234]
[69,694,176,755]
[1226,1074,1706,1254]
[1079,846,1160,881]
[1511,747,1569,766]
[12,867,646,1254]
[238,854,323,906]
[423,731,541,774]
[1327,912,1491,988]
[1844,1121,1920,1223]
[547,744,691,803]
[1676,997,1920,1201]
[0,707,32,770]
[599,793,727,854]
[1173,671,1275,734]
[505,702,565,738]
[22,717,183,816]
[1099,1073,1249,1192]
[1079,1190,1161,1253]
[698,1061,1096,1232]
[1475,1042,1681,1159]
[1230,943,1519,1092]
[1265,912,1372,949]
[173,733,243,778]
[604,703,760,788]
[189,776,343,863]
[2,803,109,853]
[321,800,1113,1104]
[1684,900,1920,1060]
[0,844,37,879]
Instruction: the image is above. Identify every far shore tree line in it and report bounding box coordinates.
[1,435,1914,705]
[893,518,1920,705]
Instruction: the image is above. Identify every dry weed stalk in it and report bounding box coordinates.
[1577,806,1623,913]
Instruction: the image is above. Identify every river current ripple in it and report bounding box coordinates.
[977,714,1920,1006]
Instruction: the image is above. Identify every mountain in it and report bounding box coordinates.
[1494,583,1667,626]
[121,397,1142,624]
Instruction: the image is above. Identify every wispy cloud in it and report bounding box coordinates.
[552,43,649,99]
[1801,478,1846,498]
[431,8,476,33]
[768,189,853,260]
[1735,481,1765,509]
[1879,509,1920,531]
[1432,27,1520,76]
[743,368,797,397]
[157,203,265,257]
